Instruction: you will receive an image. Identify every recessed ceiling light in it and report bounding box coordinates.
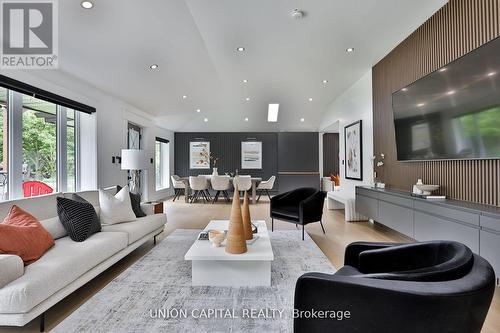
[487,72,496,76]
[245,97,250,101]
[300,118,305,122]
[196,109,201,113]
[308,97,313,102]
[243,79,248,83]
[346,48,355,53]
[417,103,426,107]
[439,68,447,72]
[81,1,93,9]
[401,88,408,92]
[149,64,159,69]
[237,47,245,52]
[268,104,279,122]
[204,118,208,122]
[182,95,188,99]
[322,80,328,84]
[244,117,249,122]
[447,90,456,95]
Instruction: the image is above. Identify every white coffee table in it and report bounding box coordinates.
[184,220,274,287]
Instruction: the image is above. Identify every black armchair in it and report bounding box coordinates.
[294,240,495,333]
[270,188,326,240]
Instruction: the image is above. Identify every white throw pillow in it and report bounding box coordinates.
[99,185,136,225]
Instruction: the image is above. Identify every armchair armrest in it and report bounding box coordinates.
[0,255,24,288]
[344,241,404,269]
[294,269,493,333]
[299,191,326,223]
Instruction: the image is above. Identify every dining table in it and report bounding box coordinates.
[179,176,262,204]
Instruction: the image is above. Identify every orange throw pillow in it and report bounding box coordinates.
[0,205,54,265]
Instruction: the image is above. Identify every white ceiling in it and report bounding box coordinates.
[42,0,446,131]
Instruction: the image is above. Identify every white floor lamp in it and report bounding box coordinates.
[121,149,151,194]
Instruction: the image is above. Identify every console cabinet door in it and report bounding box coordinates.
[378,201,413,237]
[480,230,500,285]
[414,211,479,253]
[356,194,378,220]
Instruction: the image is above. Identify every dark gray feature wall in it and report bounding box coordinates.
[323,133,339,176]
[174,132,278,181]
[174,132,320,193]
[277,132,320,193]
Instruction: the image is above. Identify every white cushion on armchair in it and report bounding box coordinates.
[0,255,24,289]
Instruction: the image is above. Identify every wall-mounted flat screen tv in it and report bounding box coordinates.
[392,36,500,161]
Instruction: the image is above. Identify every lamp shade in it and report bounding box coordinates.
[121,149,151,170]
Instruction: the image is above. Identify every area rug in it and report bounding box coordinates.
[53,229,336,333]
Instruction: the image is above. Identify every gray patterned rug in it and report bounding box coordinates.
[54,229,336,333]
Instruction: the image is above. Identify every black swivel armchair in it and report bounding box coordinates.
[270,188,326,240]
[294,240,496,333]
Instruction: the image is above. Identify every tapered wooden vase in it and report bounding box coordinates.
[225,189,247,254]
[242,191,253,240]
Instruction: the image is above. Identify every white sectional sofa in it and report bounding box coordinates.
[0,188,166,330]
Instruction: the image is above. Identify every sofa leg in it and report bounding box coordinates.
[40,312,45,332]
[295,224,298,229]
[271,218,274,232]
[154,234,157,245]
[302,224,305,241]
[319,220,326,234]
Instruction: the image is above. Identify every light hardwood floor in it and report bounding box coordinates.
[1,198,499,332]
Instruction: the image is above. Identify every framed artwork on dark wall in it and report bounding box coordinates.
[344,120,363,180]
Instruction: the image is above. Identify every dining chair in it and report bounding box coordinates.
[189,176,210,203]
[256,175,276,202]
[233,175,252,197]
[171,175,186,202]
[211,175,231,203]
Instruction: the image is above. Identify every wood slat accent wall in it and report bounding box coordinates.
[372,0,500,207]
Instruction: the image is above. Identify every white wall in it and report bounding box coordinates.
[320,69,373,192]
[2,70,175,201]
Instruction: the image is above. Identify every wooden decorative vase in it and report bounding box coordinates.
[225,188,247,254]
[242,191,253,240]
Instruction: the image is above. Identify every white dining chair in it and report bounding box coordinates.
[211,175,231,203]
[189,176,210,203]
[256,175,276,202]
[233,175,252,197]
[171,175,186,202]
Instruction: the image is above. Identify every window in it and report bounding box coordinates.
[155,137,170,190]
[0,75,94,200]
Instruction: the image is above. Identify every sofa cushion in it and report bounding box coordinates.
[0,193,60,223]
[0,231,128,313]
[39,217,68,240]
[57,194,101,242]
[0,255,24,289]
[102,214,166,245]
[272,206,300,221]
[99,186,136,225]
[0,205,55,265]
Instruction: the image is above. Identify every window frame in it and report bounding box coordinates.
[155,137,170,191]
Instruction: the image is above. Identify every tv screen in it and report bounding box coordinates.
[392,36,500,161]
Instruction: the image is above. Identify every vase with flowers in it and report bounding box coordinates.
[370,153,385,188]
[201,151,220,176]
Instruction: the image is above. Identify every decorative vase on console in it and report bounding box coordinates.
[371,153,385,188]
[212,167,218,176]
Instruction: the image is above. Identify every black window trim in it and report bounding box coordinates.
[0,74,96,114]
